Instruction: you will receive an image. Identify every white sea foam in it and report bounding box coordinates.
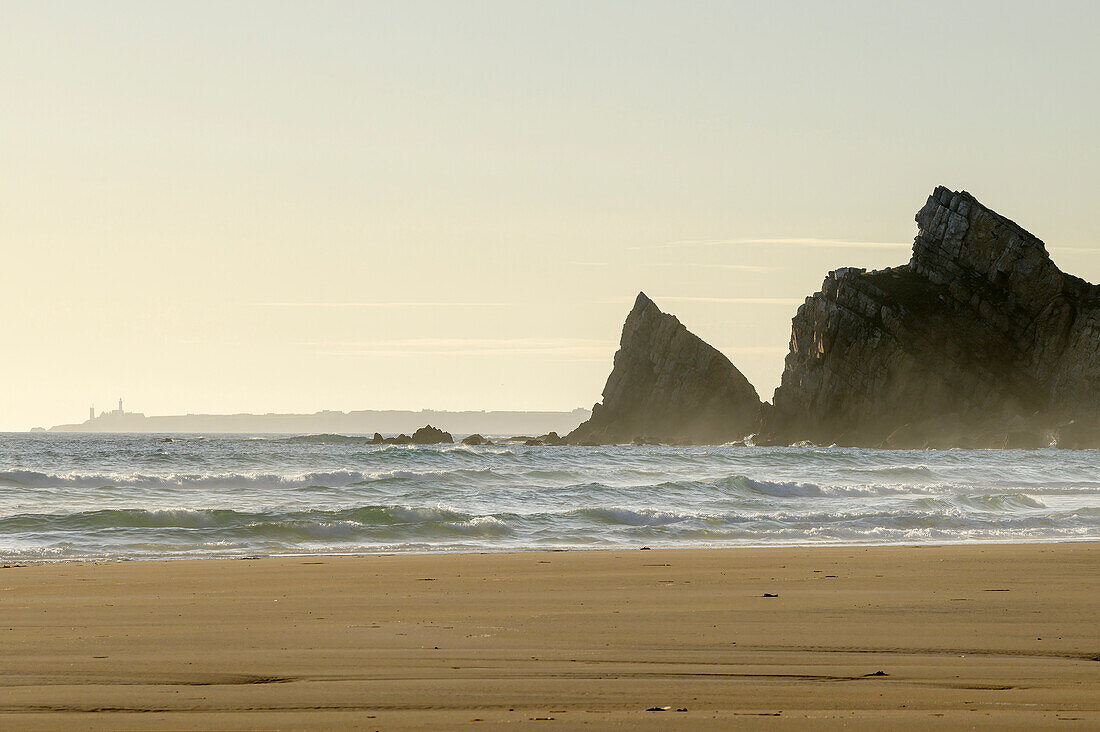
[0,433,1097,560]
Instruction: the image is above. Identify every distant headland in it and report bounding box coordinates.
[43,406,590,436]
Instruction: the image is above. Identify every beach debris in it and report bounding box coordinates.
[676,708,688,712]
[865,670,888,677]
[645,706,671,712]
[762,592,778,597]
[640,546,651,550]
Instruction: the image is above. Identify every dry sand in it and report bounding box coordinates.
[0,542,1096,730]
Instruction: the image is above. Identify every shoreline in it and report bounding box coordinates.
[2,542,1097,729]
[5,535,1099,566]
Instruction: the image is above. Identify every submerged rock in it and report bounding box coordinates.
[766,186,1100,448]
[567,292,762,445]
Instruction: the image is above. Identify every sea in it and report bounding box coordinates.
[0,433,1097,561]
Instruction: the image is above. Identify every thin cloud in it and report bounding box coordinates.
[721,346,790,354]
[643,262,775,272]
[594,295,802,306]
[310,337,617,358]
[655,296,804,305]
[643,237,911,250]
[571,260,774,272]
[258,301,508,308]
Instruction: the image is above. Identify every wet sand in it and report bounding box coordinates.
[0,542,1096,729]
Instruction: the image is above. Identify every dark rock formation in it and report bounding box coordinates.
[567,293,762,445]
[368,426,451,445]
[410,425,453,444]
[524,432,564,446]
[461,434,486,446]
[767,186,1100,448]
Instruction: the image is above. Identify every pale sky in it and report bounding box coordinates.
[2,1,1099,430]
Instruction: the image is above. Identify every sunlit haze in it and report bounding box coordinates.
[3,1,1098,430]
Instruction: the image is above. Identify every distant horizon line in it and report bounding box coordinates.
[37,406,594,436]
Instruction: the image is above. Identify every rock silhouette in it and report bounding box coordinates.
[573,188,1100,448]
[410,425,453,444]
[567,292,762,445]
[368,426,453,445]
[768,186,1100,448]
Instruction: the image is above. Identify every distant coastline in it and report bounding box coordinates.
[42,408,590,435]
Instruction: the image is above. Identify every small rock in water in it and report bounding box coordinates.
[523,432,565,446]
[410,425,453,444]
[762,593,778,598]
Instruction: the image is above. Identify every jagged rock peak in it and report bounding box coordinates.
[911,186,1066,308]
[410,425,453,444]
[767,186,1100,448]
[567,292,762,445]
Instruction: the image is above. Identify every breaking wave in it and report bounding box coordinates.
[0,433,1097,560]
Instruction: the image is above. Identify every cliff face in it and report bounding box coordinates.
[567,293,762,445]
[569,188,1100,448]
[769,186,1100,447]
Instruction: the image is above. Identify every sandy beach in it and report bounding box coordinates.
[0,542,1096,730]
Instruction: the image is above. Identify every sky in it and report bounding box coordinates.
[2,1,1099,430]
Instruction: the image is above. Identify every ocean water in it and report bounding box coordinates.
[0,433,1097,561]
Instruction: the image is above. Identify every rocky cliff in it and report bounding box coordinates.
[567,293,762,445]
[767,186,1100,448]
